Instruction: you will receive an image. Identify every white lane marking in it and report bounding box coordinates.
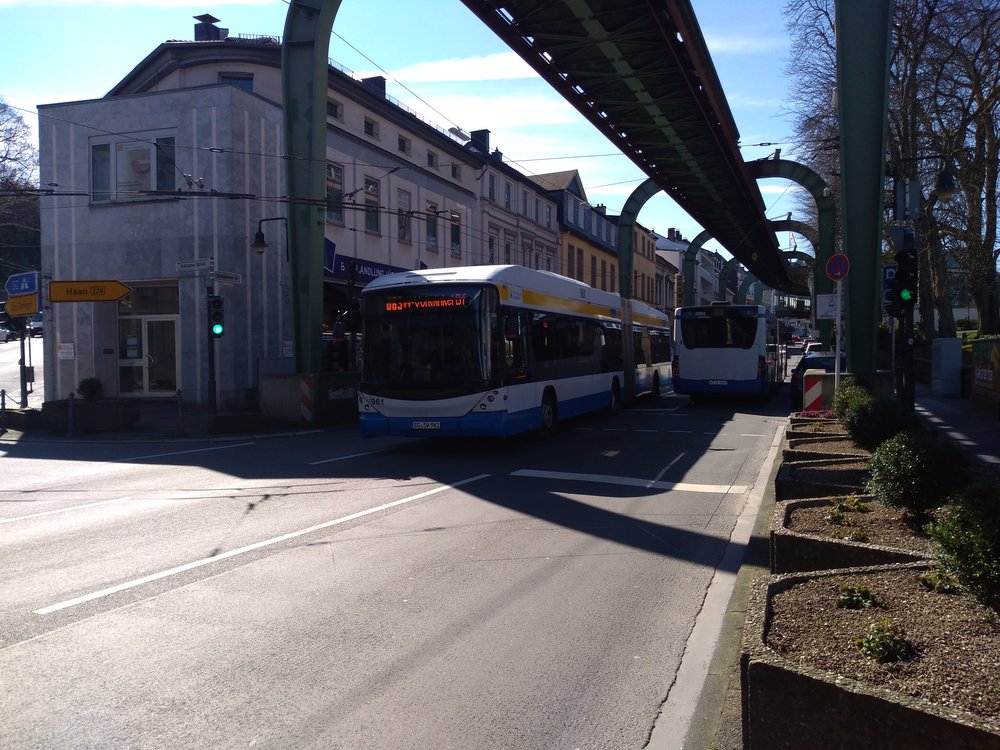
[116,442,254,462]
[35,474,490,615]
[309,447,395,465]
[650,454,686,487]
[0,497,132,525]
[511,469,746,495]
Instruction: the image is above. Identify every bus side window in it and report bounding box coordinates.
[503,310,529,381]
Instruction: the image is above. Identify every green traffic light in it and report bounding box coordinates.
[212,323,224,335]
[899,289,914,302]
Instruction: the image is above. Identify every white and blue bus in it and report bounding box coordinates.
[671,302,785,398]
[630,299,673,398]
[357,265,670,438]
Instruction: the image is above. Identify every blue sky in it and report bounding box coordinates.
[0,0,804,256]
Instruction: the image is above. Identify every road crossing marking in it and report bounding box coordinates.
[511,469,747,495]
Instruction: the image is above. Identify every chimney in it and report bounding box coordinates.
[491,147,503,162]
[361,76,387,98]
[594,204,606,215]
[193,14,228,41]
[469,129,490,154]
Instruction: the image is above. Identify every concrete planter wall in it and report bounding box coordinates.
[770,496,929,574]
[774,456,870,501]
[741,564,999,749]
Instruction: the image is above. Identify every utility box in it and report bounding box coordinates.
[931,338,962,396]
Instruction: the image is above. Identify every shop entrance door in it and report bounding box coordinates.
[118,317,178,396]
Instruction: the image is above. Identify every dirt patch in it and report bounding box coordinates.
[786,500,938,555]
[766,569,1000,731]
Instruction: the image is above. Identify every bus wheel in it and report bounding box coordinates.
[538,390,558,438]
[652,373,661,398]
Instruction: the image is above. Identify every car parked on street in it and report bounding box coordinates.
[790,351,845,410]
[28,313,43,337]
[0,325,15,343]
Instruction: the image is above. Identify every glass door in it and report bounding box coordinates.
[118,317,178,396]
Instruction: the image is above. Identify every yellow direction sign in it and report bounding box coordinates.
[4,293,38,316]
[50,280,132,303]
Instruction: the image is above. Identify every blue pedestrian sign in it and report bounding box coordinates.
[4,271,38,297]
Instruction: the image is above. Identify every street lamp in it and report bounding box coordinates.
[250,217,289,261]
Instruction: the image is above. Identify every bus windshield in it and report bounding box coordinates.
[678,306,759,349]
[361,284,496,398]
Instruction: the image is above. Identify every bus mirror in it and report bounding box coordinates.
[594,329,606,348]
[504,317,518,341]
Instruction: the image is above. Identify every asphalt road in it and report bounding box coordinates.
[0,391,788,749]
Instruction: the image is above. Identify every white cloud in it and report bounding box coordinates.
[359,52,537,84]
[703,33,785,55]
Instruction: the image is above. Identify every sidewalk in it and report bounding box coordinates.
[686,384,1000,750]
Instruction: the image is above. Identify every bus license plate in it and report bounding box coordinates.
[709,380,728,385]
[412,421,441,430]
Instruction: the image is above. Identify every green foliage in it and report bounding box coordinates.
[831,379,870,423]
[928,481,1000,613]
[824,507,848,525]
[916,569,961,594]
[76,377,104,402]
[866,431,970,516]
[841,528,869,542]
[836,583,877,609]
[840,496,871,513]
[855,618,912,662]
[845,397,921,451]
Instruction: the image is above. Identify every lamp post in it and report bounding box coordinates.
[250,217,289,262]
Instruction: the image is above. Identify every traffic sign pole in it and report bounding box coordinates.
[825,253,850,386]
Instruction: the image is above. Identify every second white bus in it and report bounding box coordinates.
[671,302,785,398]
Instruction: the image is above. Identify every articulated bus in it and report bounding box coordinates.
[358,265,671,438]
[671,302,785,399]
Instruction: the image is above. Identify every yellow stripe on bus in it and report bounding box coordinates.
[522,289,619,319]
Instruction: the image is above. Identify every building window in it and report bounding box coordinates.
[591,257,597,287]
[534,198,540,222]
[397,189,412,244]
[451,164,462,181]
[427,150,439,168]
[611,263,617,293]
[450,215,461,258]
[220,73,253,92]
[326,162,344,223]
[426,203,439,251]
[576,248,584,281]
[546,204,553,228]
[488,235,497,264]
[504,181,512,209]
[488,174,496,201]
[504,241,512,264]
[567,245,575,278]
[326,99,342,121]
[601,260,607,291]
[522,191,529,216]
[398,135,410,155]
[364,117,379,138]
[90,135,176,203]
[364,176,380,234]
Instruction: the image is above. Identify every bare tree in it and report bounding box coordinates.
[783,0,1000,336]
[0,96,40,278]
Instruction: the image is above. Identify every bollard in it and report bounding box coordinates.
[1,388,6,436]
[67,392,75,437]
[176,389,184,433]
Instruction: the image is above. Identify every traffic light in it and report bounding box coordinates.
[207,295,225,338]
[893,234,918,308]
